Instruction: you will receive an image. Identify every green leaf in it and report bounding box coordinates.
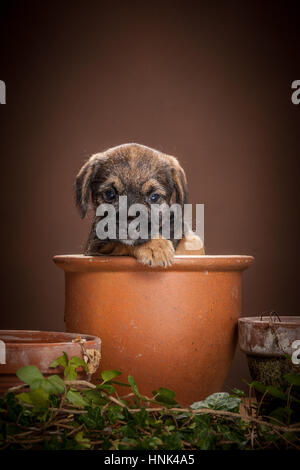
[64,364,78,380]
[43,375,65,394]
[231,388,246,397]
[78,407,105,429]
[266,386,286,400]
[191,392,241,412]
[74,431,91,449]
[66,390,89,408]
[121,423,138,439]
[16,366,44,387]
[284,373,300,386]
[15,392,33,405]
[194,414,211,428]
[155,387,178,406]
[261,430,281,443]
[283,432,297,443]
[49,394,60,407]
[69,356,88,371]
[16,387,49,408]
[133,408,148,427]
[190,399,207,409]
[98,383,115,394]
[250,381,267,394]
[162,432,182,450]
[107,405,125,424]
[50,352,69,369]
[158,387,176,400]
[101,370,122,383]
[217,424,247,448]
[110,380,130,387]
[119,437,138,449]
[30,379,45,391]
[128,375,141,397]
[196,430,216,450]
[83,390,107,406]
[56,354,88,380]
[269,407,292,424]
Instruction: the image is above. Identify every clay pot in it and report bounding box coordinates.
[238,316,300,390]
[0,330,101,395]
[54,254,254,406]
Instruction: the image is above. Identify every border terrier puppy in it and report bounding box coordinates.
[75,143,204,267]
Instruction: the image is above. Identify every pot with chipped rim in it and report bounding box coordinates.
[238,315,300,391]
[0,330,101,395]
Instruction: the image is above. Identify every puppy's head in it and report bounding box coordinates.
[75,143,188,244]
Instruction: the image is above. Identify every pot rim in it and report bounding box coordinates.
[0,329,101,348]
[239,316,300,327]
[53,254,254,272]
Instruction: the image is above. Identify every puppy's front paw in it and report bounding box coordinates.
[133,238,175,267]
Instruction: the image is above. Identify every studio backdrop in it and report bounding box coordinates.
[0,0,299,391]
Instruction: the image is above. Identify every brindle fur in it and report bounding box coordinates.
[75,143,204,267]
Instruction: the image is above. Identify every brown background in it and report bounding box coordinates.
[0,0,299,391]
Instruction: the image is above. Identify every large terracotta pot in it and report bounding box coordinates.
[53,254,254,406]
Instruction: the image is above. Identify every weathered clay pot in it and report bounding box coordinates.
[239,316,300,390]
[0,330,101,395]
[54,254,254,406]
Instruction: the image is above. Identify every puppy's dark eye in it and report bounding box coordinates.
[149,193,160,203]
[103,188,116,202]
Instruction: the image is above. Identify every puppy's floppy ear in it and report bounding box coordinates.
[168,156,188,206]
[75,153,103,218]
